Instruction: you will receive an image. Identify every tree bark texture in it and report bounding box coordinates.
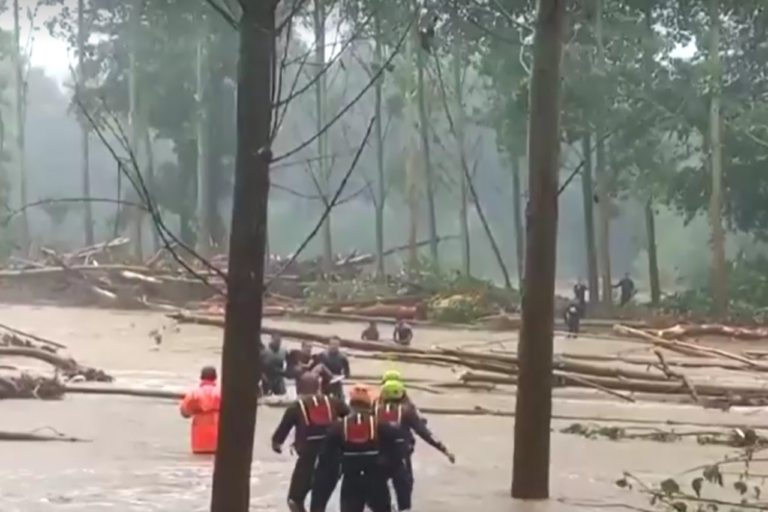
[208,1,275,511]
[511,0,565,500]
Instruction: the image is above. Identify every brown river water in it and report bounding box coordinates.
[1,306,766,511]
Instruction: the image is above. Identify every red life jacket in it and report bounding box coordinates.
[375,402,403,425]
[343,413,378,455]
[298,395,333,441]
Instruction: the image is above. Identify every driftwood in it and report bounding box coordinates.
[657,323,768,341]
[0,347,112,382]
[0,372,66,399]
[48,384,768,428]
[0,430,88,442]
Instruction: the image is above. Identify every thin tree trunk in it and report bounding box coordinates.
[594,0,612,310]
[77,0,93,246]
[143,122,159,252]
[373,8,386,279]
[208,1,273,511]
[128,0,143,259]
[452,35,470,276]
[511,0,565,500]
[642,5,660,308]
[313,0,332,272]
[415,16,439,267]
[405,13,418,273]
[196,13,212,258]
[580,134,599,304]
[644,199,661,305]
[511,156,524,286]
[708,0,727,317]
[12,0,28,250]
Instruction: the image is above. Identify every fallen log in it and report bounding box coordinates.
[169,313,713,386]
[657,323,768,341]
[57,384,768,427]
[0,372,66,399]
[0,347,112,382]
[0,321,66,350]
[0,430,88,442]
[615,325,768,370]
[460,370,768,399]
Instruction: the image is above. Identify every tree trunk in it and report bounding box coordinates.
[452,35,470,277]
[707,0,727,317]
[178,140,198,248]
[128,0,143,260]
[644,199,661,306]
[415,14,439,267]
[373,8,386,280]
[143,119,159,252]
[207,1,274,511]
[196,13,212,258]
[594,0,612,310]
[313,0,333,272]
[12,0,28,250]
[77,0,93,246]
[511,156,525,286]
[580,134,599,304]
[405,12,418,273]
[511,0,564,500]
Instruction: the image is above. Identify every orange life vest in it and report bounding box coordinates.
[179,381,220,454]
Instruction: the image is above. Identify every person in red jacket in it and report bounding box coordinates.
[179,365,221,454]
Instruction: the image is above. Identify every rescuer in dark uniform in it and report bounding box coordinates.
[376,379,455,511]
[310,383,406,512]
[271,373,350,512]
[563,302,581,338]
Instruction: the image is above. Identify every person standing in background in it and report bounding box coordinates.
[179,365,221,454]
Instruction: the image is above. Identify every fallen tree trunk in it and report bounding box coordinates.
[615,325,768,370]
[460,370,768,399]
[0,347,112,382]
[657,323,768,341]
[0,430,88,442]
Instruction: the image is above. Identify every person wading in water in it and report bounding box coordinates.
[179,365,221,454]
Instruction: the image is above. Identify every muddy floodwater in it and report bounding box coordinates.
[1,306,767,511]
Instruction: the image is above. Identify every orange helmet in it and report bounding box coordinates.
[348,383,372,404]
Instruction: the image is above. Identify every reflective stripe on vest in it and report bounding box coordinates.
[376,402,402,425]
[297,395,333,441]
[342,414,378,456]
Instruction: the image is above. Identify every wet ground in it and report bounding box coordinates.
[1,305,767,511]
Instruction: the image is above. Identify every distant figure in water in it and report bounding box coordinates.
[179,365,220,454]
[261,334,288,396]
[286,341,317,381]
[614,273,636,307]
[573,281,588,318]
[563,303,581,339]
[315,337,350,399]
[393,318,413,346]
[361,321,380,341]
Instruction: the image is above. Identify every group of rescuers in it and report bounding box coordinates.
[179,330,453,512]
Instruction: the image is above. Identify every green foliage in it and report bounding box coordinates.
[660,253,768,321]
[617,431,768,512]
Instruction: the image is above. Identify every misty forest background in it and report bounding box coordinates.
[0,0,765,315]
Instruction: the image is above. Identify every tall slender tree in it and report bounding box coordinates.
[77,0,94,246]
[511,0,565,499]
[208,1,274,511]
[12,0,28,249]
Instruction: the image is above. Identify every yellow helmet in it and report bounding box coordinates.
[381,369,402,384]
[380,379,406,401]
